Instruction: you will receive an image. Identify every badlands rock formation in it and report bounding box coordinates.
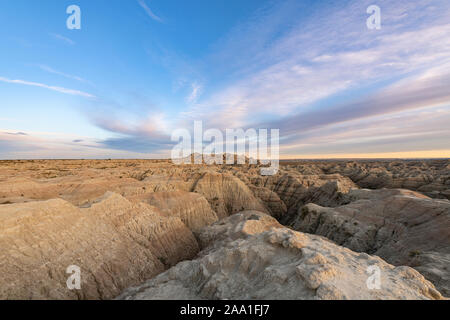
[285,188,450,295]
[133,191,218,233]
[309,160,450,200]
[248,173,357,219]
[0,159,448,299]
[191,172,268,219]
[0,192,198,299]
[118,211,443,300]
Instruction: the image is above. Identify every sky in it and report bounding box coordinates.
[0,0,449,159]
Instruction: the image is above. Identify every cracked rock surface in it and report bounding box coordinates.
[118,211,444,300]
[285,188,450,295]
[0,192,199,299]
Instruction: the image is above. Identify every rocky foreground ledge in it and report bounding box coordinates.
[118,211,443,300]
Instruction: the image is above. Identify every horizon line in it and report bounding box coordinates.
[0,157,448,161]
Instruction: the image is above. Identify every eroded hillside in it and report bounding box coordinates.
[0,159,448,299]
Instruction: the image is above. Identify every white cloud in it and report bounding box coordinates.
[138,0,163,23]
[8,0,448,158]
[279,105,450,156]
[0,130,167,159]
[186,82,203,104]
[0,76,96,99]
[49,33,75,45]
[38,65,88,83]
[184,0,450,129]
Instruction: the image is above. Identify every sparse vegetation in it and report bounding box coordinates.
[409,250,422,258]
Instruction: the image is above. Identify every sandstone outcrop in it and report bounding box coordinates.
[118,211,444,300]
[249,185,287,219]
[286,189,450,295]
[248,173,357,218]
[191,172,268,219]
[132,191,218,233]
[314,160,450,200]
[0,192,199,299]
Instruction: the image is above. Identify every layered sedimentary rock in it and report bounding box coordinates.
[191,172,268,219]
[0,192,199,299]
[248,173,357,218]
[118,211,443,300]
[0,175,146,207]
[0,159,449,300]
[249,186,287,219]
[286,189,450,295]
[315,160,450,200]
[132,191,218,233]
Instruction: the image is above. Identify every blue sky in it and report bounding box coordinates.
[0,0,449,159]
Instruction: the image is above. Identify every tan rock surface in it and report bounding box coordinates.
[118,211,443,300]
[0,192,199,299]
[0,159,448,300]
[311,160,450,200]
[191,172,268,219]
[287,188,450,295]
[132,191,218,233]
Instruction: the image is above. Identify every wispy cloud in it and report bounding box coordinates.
[4,0,449,158]
[260,65,450,156]
[0,77,96,99]
[0,130,165,159]
[186,82,203,104]
[262,66,450,138]
[185,0,450,129]
[138,0,163,23]
[89,111,175,153]
[88,0,450,156]
[94,112,170,138]
[38,65,88,83]
[3,131,28,136]
[49,33,75,45]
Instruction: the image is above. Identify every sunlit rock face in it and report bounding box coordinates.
[0,192,199,299]
[118,211,444,300]
[286,188,450,295]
